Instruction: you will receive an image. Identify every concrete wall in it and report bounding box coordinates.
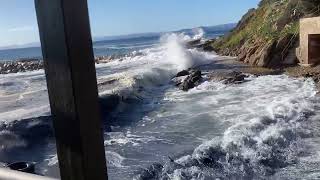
[299,17,320,65]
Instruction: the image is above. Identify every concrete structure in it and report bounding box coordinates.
[297,17,320,66]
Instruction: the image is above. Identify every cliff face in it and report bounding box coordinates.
[210,0,320,67]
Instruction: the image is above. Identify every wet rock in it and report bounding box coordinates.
[186,39,201,48]
[225,71,247,84]
[94,56,116,64]
[176,70,189,77]
[0,116,54,150]
[0,60,43,74]
[304,72,320,83]
[196,39,216,51]
[171,75,188,86]
[179,70,202,91]
[209,71,248,84]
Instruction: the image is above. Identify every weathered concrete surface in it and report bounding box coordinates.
[298,17,320,65]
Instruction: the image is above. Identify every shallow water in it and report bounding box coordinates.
[1,32,320,180]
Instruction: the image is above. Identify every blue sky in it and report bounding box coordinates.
[0,0,260,47]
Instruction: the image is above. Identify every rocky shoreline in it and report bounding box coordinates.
[0,56,116,74]
[172,68,248,91]
[0,59,44,74]
[170,54,320,93]
[195,35,320,92]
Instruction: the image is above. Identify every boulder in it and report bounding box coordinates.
[171,75,188,87]
[197,39,216,52]
[186,39,201,48]
[176,70,202,91]
[304,72,320,83]
[176,70,189,77]
[209,71,248,84]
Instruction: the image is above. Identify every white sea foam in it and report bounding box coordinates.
[0,31,218,124]
[137,75,320,179]
[45,154,58,166]
[96,32,219,99]
[104,131,173,147]
[106,151,126,168]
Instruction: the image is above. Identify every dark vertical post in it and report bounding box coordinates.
[34,0,107,180]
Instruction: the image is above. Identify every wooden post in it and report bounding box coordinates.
[34,0,107,180]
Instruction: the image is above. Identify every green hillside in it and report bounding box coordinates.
[210,0,320,67]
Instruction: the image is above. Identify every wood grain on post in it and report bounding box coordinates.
[34,0,107,179]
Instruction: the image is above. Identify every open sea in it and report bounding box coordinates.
[1,28,320,180]
[0,28,223,61]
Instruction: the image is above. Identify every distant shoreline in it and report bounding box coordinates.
[0,56,117,74]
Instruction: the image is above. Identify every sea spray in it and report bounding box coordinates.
[193,28,205,40]
[161,34,193,71]
[97,31,218,98]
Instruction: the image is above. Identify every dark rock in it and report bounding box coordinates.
[224,71,248,84]
[197,39,216,51]
[0,60,43,74]
[303,72,320,83]
[176,70,189,77]
[202,45,215,51]
[179,70,202,91]
[186,39,201,48]
[0,116,54,150]
[171,76,187,86]
[209,71,248,84]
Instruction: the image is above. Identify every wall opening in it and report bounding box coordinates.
[308,34,320,65]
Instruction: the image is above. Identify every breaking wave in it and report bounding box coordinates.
[135,76,319,180]
[97,31,218,100]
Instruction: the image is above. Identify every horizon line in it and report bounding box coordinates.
[0,22,236,50]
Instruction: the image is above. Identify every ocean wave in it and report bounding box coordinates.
[97,32,219,99]
[106,151,126,168]
[105,131,173,147]
[135,76,319,180]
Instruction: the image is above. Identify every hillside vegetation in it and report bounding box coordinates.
[210,0,320,67]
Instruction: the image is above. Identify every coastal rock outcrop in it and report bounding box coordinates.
[176,70,189,77]
[209,71,248,84]
[0,60,43,74]
[304,72,320,83]
[207,0,320,68]
[173,69,202,91]
[0,56,117,74]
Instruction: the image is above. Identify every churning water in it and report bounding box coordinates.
[1,30,320,180]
